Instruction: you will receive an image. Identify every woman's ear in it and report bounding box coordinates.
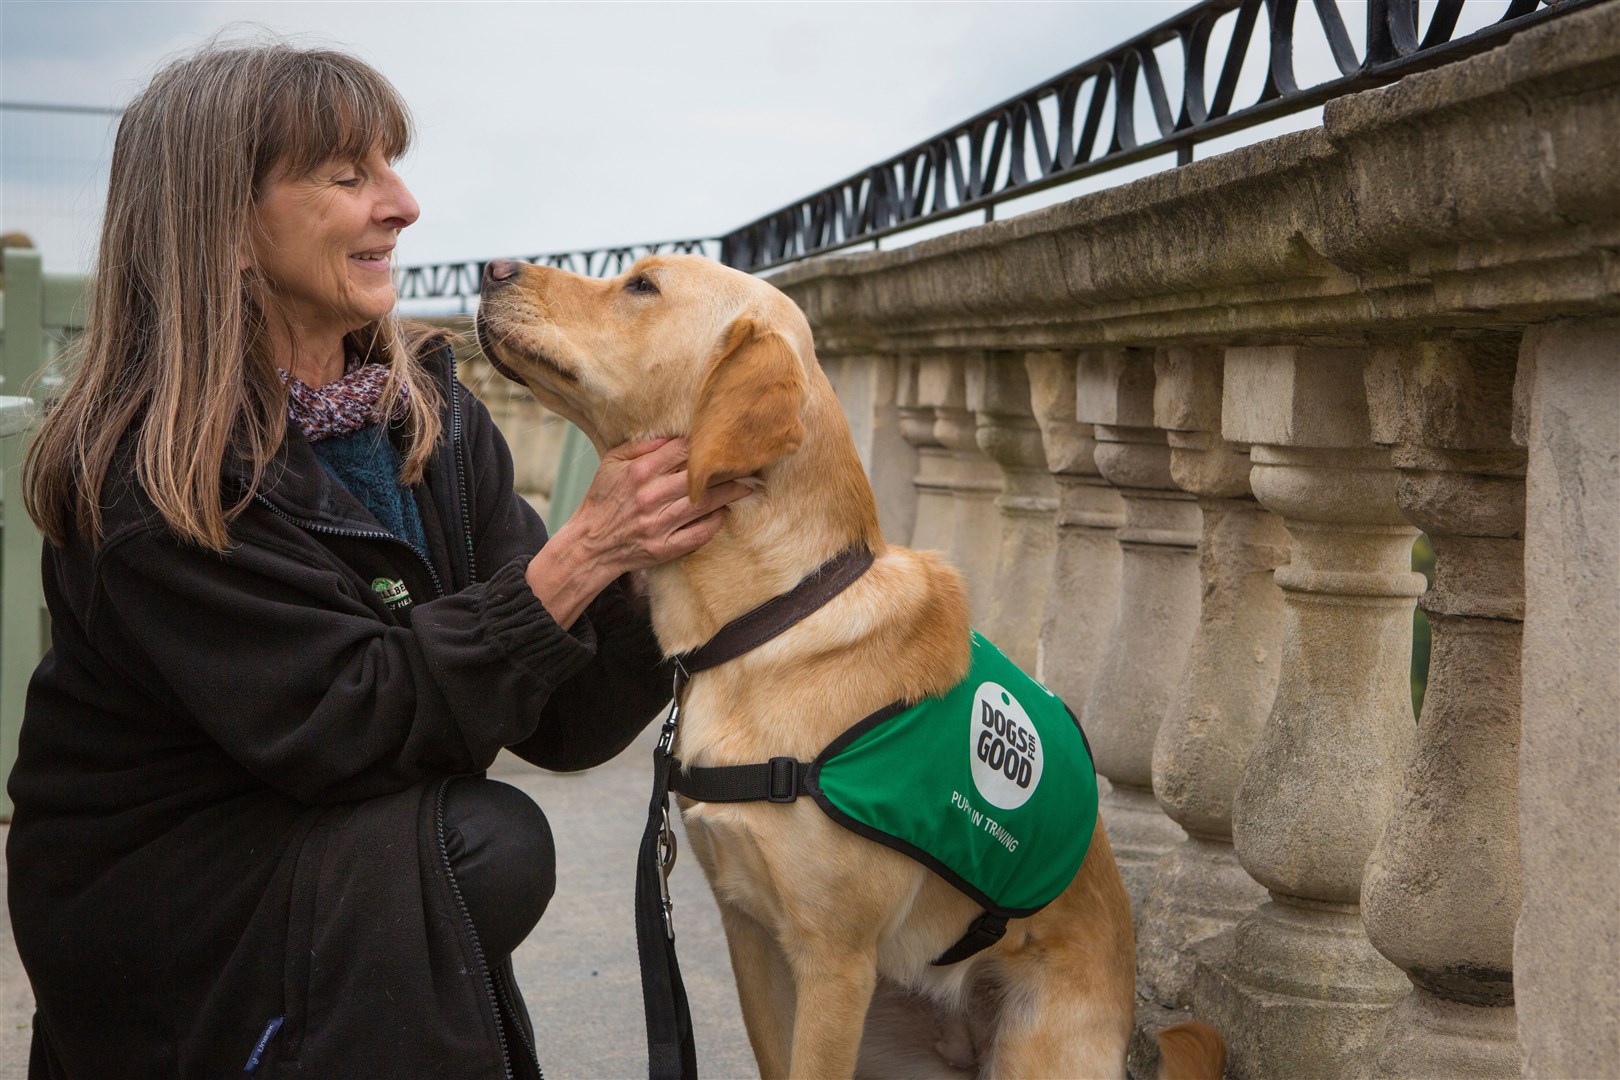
[686,316,807,503]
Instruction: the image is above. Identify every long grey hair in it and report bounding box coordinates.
[27,37,445,550]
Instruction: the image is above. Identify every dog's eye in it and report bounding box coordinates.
[625,274,660,296]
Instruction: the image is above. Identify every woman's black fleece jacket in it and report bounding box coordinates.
[6,345,670,1079]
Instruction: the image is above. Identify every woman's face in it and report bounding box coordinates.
[251,145,419,344]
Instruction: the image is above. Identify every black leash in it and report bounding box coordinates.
[635,547,874,1080]
[636,665,698,1080]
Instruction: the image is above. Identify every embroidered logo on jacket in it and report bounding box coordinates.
[370,576,413,610]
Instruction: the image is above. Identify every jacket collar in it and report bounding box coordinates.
[249,425,378,527]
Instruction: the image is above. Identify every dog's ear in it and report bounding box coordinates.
[687,316,806,502]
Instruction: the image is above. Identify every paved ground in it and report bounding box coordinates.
[0,848,27,1080]
[0,722,759,1079]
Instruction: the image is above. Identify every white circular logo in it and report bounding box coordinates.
[968,681,1043,810]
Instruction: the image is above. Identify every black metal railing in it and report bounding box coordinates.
[396,238,718,302]
[401,0,1600,296]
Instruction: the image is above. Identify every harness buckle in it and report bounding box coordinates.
[767,757,800,803]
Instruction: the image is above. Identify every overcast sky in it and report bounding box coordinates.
[2,2,1509,281]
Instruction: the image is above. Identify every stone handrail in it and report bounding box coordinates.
[771,5,1618,1078]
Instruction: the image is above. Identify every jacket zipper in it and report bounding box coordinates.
[495,963,541,1074]
[251,495,448,599]
[448,370,479,583]
[435,778,522,1080]
[258,349,473,599]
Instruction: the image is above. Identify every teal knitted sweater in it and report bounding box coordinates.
[310,424,429,556]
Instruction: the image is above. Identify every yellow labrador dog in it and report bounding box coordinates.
[477,255,1223,1080]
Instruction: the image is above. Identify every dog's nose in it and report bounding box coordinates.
[484,259,520,285]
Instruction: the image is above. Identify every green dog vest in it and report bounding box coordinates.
[673,630,1098,927]
[805,631,1098,918]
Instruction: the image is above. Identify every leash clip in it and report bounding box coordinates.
[656,805,678,940]
[656,663,689,758]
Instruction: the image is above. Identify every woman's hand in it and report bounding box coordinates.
[524,437,752,628]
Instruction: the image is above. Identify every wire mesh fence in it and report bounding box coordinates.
[0,104,119,271]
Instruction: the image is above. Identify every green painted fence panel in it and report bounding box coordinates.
[547,423,599,526]
[0,249,83,820]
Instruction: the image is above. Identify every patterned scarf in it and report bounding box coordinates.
[280,355,410,443]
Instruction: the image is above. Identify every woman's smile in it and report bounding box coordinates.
[351,247,394,271]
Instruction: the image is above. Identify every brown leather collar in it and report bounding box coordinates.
[671,546,874,677]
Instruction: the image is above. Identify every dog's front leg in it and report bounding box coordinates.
[715,902,796,1079]
[785,944,879,1080]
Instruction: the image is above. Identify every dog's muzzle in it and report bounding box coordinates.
[475,262,528,385]
[473,312,529,386]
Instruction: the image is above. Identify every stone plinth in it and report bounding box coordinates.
[898,355,957,554]
[1360,338,1526,1079]
[825,352,917,547]
[457,353,566,512]
[759,11,1620,1069]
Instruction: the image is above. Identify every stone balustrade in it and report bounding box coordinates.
[767,7,1620,1077]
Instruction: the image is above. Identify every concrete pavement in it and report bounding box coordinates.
[0,721,759,1079]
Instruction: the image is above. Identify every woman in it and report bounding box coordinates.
[6,40,745,1079]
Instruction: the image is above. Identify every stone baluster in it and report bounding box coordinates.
[917,354,1002,616]
[896,355,954,552]
[1075,347,1201,913]
[1195,345,1421,1080]
[966,353,1058,670]
[823,351,918,546]
[1511,319,1620,1080]
[1025,352,1125,709]
[1137,347,1287,1007]
[1357,337,1526,1077]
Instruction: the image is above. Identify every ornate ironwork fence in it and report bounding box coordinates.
[396,238,718,303]
[401,0,1602,295]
